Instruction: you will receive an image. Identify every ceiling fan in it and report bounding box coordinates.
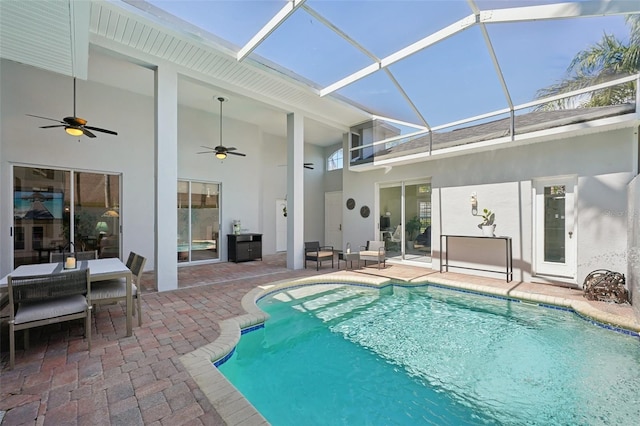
[27,77,118,138]
[278,163,315,170]
[197,96,246,159]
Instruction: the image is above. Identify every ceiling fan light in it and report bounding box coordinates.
[65,126,83,136]
[215,152,227,160]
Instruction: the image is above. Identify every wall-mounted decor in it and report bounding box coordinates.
[346,198,355,210]
[360,205,370,218]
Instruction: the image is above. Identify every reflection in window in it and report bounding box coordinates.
[177,180,220,263]
[12,166,121,267]
[75,172,120,259]
[327,148,343,171]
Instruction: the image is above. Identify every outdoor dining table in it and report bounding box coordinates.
[0,258,134,336]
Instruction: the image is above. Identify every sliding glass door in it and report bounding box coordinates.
[379,180,431,263]
[404,181,431,262]
[13,166,121,267]
[177,180,220,263]
[75,172,120,258]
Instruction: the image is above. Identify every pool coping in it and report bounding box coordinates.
[178,273,640,426]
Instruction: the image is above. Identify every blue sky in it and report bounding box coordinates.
[146,1,633,128]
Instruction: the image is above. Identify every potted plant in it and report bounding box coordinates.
[405,216,421,249]
[479,208,495,237]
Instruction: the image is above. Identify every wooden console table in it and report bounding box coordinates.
[440,234,513,282]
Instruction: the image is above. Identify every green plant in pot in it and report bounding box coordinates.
[405,216,422,248]
[479,208,496,237]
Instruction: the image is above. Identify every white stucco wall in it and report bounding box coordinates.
[628,174,640,319]
[1,58,156,275]
[304,143,326,244]
[1,57,329,278]
[324,142,343,194]
[343,126,636,285]
[177,102,265,260]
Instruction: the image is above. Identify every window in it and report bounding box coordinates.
[327,148,343,171]
[177,180,220,263]
[12,166,121,267]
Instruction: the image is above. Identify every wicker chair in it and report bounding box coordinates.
[359,241,386,269]
[7,269,91,369]
[304,242,334,271]
[50,250,98,263]
[90,252,146,327]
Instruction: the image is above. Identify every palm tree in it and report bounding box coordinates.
[535,15,639,110]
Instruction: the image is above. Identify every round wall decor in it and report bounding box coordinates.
[360,205,370,218]
[346,198,355,210]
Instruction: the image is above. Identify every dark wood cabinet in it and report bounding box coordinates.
[227,234,262,263]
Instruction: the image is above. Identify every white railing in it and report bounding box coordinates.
[348,73,639,165]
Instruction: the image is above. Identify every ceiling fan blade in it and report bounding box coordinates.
[39,125,66,129]
[304,164,314,170]
[83,128,97,138]
[196,151,215,154]
[84,125,118,136]
[227,151,246,156]
[27,114,64,123]
[226,147,237,151]
[200,145,216,150]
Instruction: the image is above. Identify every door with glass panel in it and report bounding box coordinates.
[13,166,121,267]
[534,177,576,278]
[379,181,431,263]
[379,185,402,258]
[177,180,220,263]
[404,182,431,262]
[75,172,121,258]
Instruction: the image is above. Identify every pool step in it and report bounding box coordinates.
[296,287,379,322]
[315,293,379,322]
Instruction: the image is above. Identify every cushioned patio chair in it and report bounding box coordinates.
[415,226,431,248]
[50,250,98,263]
[90,252,146,327]
[359,241,386,269]
[7,269,91,369]
[385,224,402,251]
[304,241,334,271]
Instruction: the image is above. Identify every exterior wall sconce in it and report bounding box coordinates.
[471,192,478,215]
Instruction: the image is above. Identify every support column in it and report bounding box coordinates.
[155,65,178,291]
[287,112,304,269]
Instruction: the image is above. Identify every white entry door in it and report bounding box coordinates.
[275,199,287,252]
[534,177,576,278]
[325,191,343,251]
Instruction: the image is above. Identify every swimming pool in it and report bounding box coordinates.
[218,283,640,425]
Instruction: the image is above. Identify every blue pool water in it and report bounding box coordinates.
[218,284,640,425]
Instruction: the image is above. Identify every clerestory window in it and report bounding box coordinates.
[327,148,343,171]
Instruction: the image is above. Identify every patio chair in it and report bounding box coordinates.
[50,250,98,263]
[7,269,92,369]
[359,241,386,269]
[304,242,334,271]
[415,226,431,248]
[385,224,402,251]
[90,252,147,327]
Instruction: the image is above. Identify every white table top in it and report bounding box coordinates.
[0,258,130,287]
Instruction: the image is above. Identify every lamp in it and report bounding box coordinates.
[215,151,227,160]
[65,126,83,136]
[470,192,478,215]
[95,221,108,234]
